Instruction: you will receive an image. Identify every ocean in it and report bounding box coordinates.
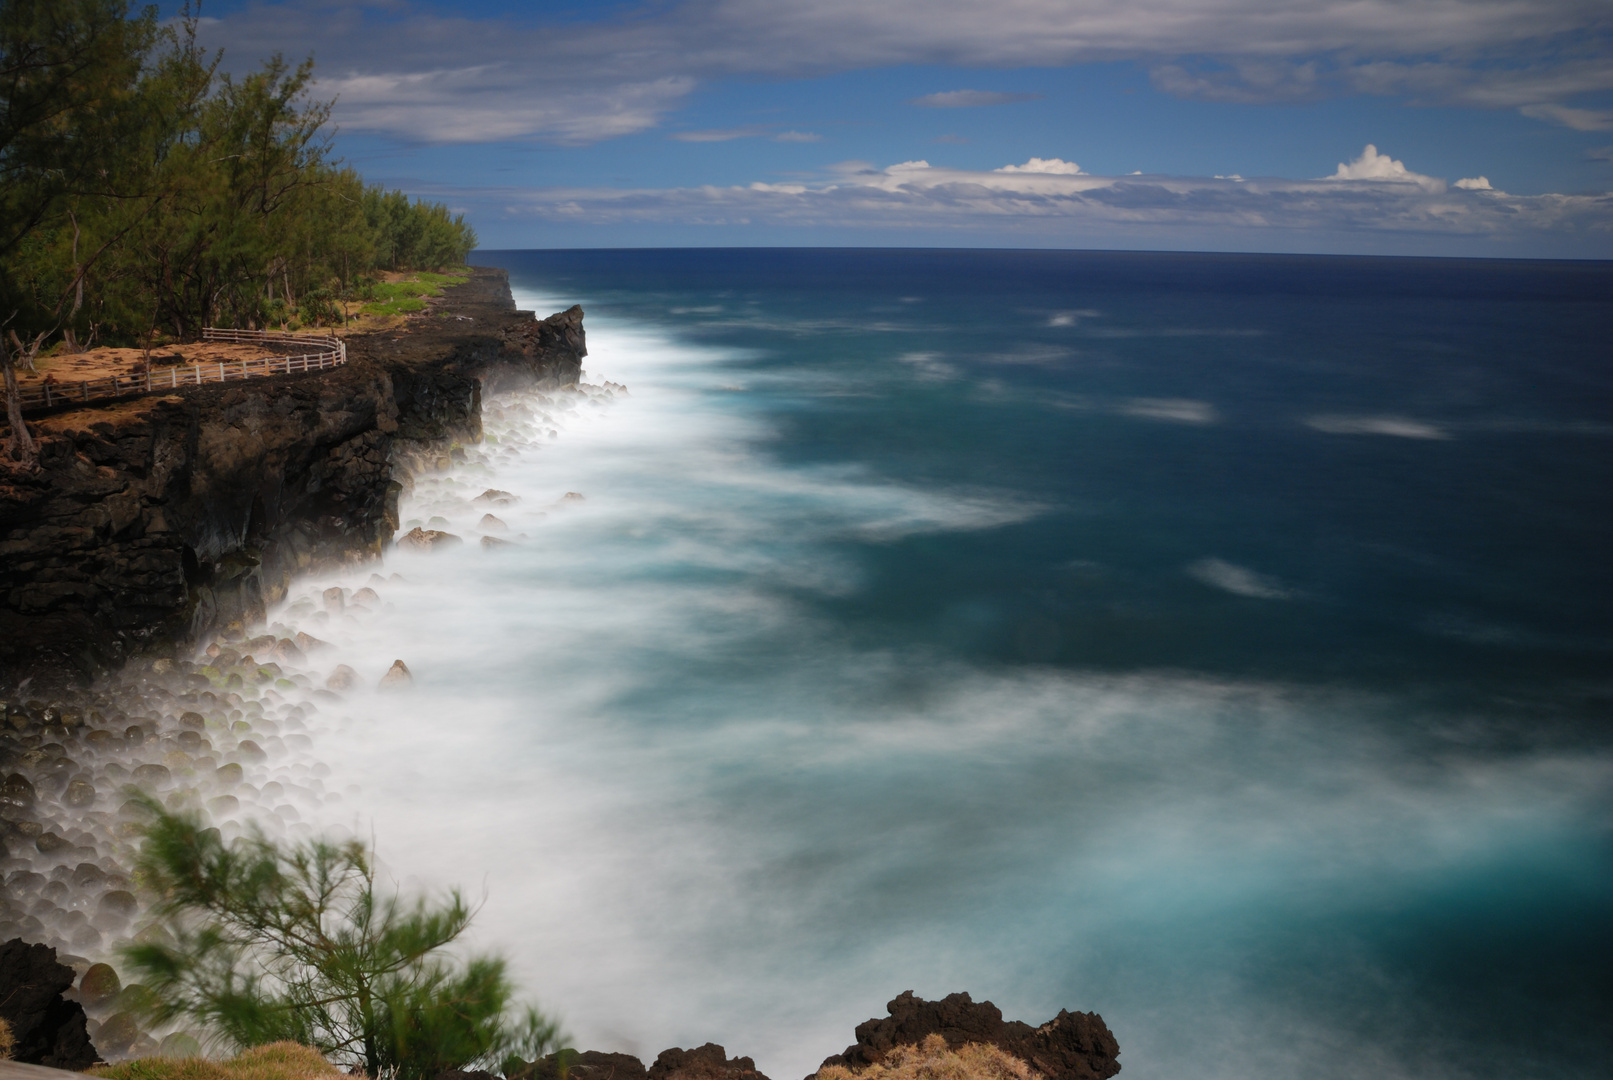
[274,249,1612,1079]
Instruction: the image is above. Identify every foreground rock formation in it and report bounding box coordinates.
[0,938,99,1069]
[818,992,1120,1080]
[0,268,585,690]
[517,992,1119,1080]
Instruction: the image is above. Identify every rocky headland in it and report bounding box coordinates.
[0,266,584,691]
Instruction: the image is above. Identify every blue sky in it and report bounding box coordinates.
[191,0,1613,256]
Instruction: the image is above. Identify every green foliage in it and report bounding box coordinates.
[358,271,473,317]
[121,798,559,1080]
[0,1,476,351]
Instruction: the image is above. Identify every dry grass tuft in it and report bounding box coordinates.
[90,1041,341,1080]
[0,1016,15,1060]
[815,1036,1042,1080]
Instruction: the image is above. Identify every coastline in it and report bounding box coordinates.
[0,269,584,1055]
[0,269,1124,1077]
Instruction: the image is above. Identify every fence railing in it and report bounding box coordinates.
[14,329,346,414]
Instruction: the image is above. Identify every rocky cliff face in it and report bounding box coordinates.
[0,268,584,689]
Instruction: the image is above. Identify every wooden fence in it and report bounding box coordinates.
[13,328,346,414]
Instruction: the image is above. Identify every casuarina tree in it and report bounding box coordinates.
[122,797,560,1079]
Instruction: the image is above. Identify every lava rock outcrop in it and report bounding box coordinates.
[527,1043,770,1080]
[0,937,100,1069]
[817,992,1119,1080]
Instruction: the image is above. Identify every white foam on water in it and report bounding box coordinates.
[1305,414,1451,439]
[1186,557,1295,600]
[256,293,1613,1080]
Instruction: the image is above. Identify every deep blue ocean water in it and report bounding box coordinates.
[313,249,1612,1079]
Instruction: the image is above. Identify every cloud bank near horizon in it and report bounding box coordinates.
[199,0,1613,145]
[431,145,1610,252]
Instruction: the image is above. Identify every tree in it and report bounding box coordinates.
[0,0,209,463]
[122,799,560,1079]
[0,1,478,465]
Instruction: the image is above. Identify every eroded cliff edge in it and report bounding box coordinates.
[0,268,584,689]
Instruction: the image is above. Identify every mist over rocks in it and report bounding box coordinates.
[0,327,631,1059]
[817,992,1120,1080]
[398,526,465,552]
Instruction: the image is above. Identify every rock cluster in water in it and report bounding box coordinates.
[0,640,343,1057]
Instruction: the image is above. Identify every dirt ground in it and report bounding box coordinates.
[18,342,299,388]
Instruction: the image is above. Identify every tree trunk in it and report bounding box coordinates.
[1,340,38,466]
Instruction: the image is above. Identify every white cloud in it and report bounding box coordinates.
[671,126,772,142]
[446,148,1612,254]
[1519,103,1613,131]
[1324,144,1445,191]
[1454,176,1492,190]
[318,67,695,144]
[911,89,1045,108]
[998,157,1083,174]
[774,131,824,143]
[199,1,1613,144]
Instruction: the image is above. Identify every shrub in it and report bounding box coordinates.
[121,798,559,1079]
[815,1036,1041,1080]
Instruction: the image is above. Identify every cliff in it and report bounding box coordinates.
[0,268,585,690]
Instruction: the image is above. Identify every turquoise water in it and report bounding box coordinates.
[310,249,1611,1079]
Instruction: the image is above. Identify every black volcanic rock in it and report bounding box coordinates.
[817,991,1119,1080]
[530,1050,651,1080]
[528,1045,767,1080]
[649,1044,770,1080]
[0,269,586,690]
[0,937,100,1068]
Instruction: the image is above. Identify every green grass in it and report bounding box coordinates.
[357,268,472,317]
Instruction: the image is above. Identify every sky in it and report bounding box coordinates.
[187,0,1613,257]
